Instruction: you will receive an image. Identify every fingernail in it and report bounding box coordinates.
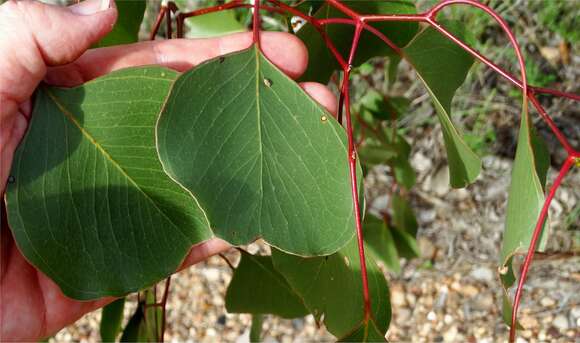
[69,0,111,15]
[100,0,111,11]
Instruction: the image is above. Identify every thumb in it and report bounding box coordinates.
[0,0,117,195]
[0,0,117,103]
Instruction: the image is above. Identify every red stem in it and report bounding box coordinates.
[149,1,580,340]
[150,5,167,40]
[509,156,575,342]
[341,21,373,321]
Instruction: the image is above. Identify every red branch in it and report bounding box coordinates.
[151,1,580,341]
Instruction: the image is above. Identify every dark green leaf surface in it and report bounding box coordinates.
[225,251,309,318]
[403,22,482,188]
[157,45,358,256]
[298,0,418,83]
[6,67,212,300]
[272,238,391,338]
[94,0,146,47]
[500,109,549,325]
[100,298,125,342]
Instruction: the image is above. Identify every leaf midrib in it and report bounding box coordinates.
[45,87,184,234]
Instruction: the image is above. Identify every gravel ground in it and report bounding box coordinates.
[46,0,579,342]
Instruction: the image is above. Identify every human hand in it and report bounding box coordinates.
[0,0,337,341]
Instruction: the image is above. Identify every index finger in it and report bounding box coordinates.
[45,31,309,87]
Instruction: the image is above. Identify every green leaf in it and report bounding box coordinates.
[93,0,146,47]
[6,67,212,300]
[403,22,482,188]
[120,304,145,342]
[360,90,410,121]
[101,298,125,342]
[119,290,162,342]
[363,215,400,274]
[185,10,246,38]
[272,238,391,339]
[225,251,309,318]
[392,194,418,237]
[298,0,419,83]
[499,109,550,326]
[156,45,359,256]
[357,145,398,167]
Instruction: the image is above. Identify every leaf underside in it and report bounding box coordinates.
[157,45,359,256]
[225,251,309,318]
[272,238,391,338]
[6,67,212,300]
[500,106,550,326]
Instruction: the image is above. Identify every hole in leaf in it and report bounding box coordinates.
[219,56,226,64]
[320,115,328,123]
[263,78,273,87]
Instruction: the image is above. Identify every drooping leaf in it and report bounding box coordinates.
[119,290,162,342]
[499,109,550,325]
[392,194,418,237]
[272,238,391,339]
[93,0,146,47]
[120,304,146,342]
[363,215,401,274]
[185,10,246,38]
[100,298,126,342]
[225,251,309,318]
[403,22,482,188]
[6,67,212,300]
[298,0,419,83]
[156,45,359,256]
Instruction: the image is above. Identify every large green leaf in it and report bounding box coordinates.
[5,67,212,300]
[499,108,549,325]
[403,22,482,188]
[100,298,125,342]
[225,251,309,318]
[272,238,390,339]
[94,0,146,47]
[156,45,359,256]
[298,0,419,83]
